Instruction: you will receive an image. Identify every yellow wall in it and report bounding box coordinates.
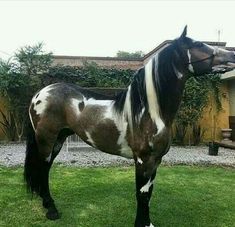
[199,83,229,142]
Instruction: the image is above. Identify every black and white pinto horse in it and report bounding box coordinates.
[24,27,235,227]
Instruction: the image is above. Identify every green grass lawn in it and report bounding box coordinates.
[0,165,234,227]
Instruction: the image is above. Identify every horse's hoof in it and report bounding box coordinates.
[43,201,50,209]
[135,222,155,227]
[46,209,61,220]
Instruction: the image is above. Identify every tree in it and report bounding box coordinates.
[0,43,53,141]
[116,50,144,59]
[45,62,134,88]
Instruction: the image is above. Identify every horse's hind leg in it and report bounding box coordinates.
[51,128,74,162]
[39,128,74,220]
[35,131,60,220]
[40,161,59,220]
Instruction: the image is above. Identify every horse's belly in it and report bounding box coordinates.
[68,100,133,157]
[76,116,131,157]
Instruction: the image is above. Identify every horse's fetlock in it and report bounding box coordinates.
[43,198,54,209]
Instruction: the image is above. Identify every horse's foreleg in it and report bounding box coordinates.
[134,157,160,227]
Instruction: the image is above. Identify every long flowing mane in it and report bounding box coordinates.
[114,67,147,120]
[114,41,183,127]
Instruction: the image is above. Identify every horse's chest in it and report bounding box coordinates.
[127,123,171,158]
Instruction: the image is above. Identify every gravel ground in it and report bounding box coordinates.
[0,143,234,168]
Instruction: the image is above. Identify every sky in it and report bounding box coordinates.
[0,0,235,59]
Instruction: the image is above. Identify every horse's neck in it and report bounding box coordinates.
[143,57,186,128]
[157,76,186,126]
[113,59,187,132]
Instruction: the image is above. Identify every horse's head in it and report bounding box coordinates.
[174,26,235,76]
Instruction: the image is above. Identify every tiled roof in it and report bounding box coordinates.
[52,40,233,61]
[53,55,142,62]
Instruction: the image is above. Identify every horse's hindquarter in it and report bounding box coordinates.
[29,84,71,132]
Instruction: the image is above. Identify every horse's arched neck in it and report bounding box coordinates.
[113,48,188,131]
[147,52,188,127]
[157,68,187,126]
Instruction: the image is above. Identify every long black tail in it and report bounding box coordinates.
[24,121,44,195]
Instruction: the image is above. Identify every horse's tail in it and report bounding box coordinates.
[24,119,43,195]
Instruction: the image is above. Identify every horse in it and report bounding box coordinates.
[24,26,235,227]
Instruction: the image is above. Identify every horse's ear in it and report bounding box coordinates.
[180,25,187,39]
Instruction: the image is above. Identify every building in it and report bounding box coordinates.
[0,40,235,142]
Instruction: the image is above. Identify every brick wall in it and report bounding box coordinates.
[53,56,143,70]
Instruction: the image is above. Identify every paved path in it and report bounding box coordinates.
[0,143,234,167]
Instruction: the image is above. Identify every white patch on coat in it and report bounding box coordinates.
[149,141,153,148]
[137,107,145,123]
[173,64,183,79]
[146,223,154,227]
[123,85,133,134]
[116,117,133,158]
[137,157,143,164]
[85,131,95,146]
[176,71,183,79]
[45,153,52,162]
[140,179,154,193]
[84,97,113,106]
[70,98,83,116]
[31,84,54,115]
[187,50,194,73]
[104,103,115,119]
[29,108,36,131]
[104,104,133,158]
[84,97,114,120]
[117,121,127,145]
[104,103,133,158]
[145,57,165,134]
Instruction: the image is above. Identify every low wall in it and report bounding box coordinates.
[53,56,143,70]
